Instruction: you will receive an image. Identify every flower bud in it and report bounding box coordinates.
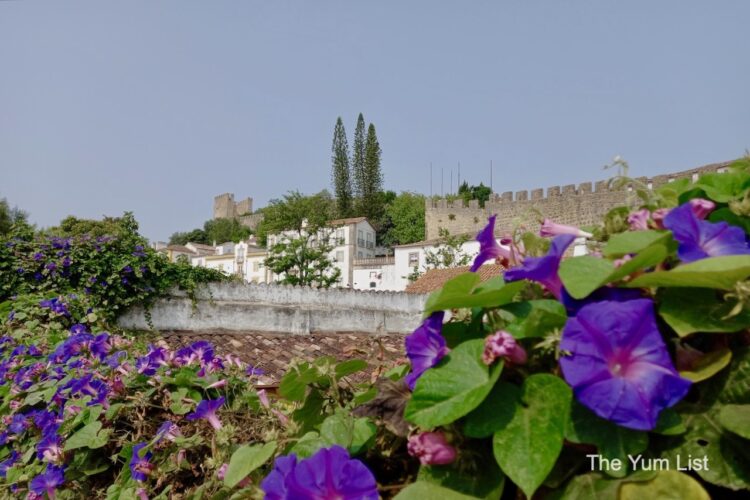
[482,331,527,366]
[407,432,457,466]
[627,209,650,231]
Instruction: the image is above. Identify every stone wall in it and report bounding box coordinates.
[425,161,731,239]
[213,193,254,220]
[117,282,427,335]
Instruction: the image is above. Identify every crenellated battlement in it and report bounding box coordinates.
[425,160,732,239]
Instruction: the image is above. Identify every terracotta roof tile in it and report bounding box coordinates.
[404,264,505,294]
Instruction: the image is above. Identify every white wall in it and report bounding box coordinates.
[118,283,428,335]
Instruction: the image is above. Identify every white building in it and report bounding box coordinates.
[190,241,271,283]
[267,217,377,288]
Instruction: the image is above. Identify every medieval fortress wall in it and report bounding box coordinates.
[213,193,264,231]
[425,161,732,239]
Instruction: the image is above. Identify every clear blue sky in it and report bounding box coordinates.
[1,1,748,242]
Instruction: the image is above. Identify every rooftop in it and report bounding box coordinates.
[405,264,505,294]
[328,216,368,226]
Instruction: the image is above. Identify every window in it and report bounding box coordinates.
[336,251,344,262]
[370,282,376,288]
[358,251,363,258]
[409,252,419,266]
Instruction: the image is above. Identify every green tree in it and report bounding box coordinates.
[359,123,384,222]
[407,228,471,282]
[0,198,28,236]
[351,113,367,201]
[381,192,425,247]
[169,228,210,246]
[264,233,341,288]
[203,218,251,244]
[458,182,492,207]
[255,190,335,246]
[52,215,128,239]
[331,117,353,217]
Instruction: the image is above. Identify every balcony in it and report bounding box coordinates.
[353,256,395,268]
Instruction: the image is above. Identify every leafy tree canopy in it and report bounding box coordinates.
[380,191,425,247]
[458,182,492,207]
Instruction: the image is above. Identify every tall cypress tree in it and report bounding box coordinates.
[331,117,353,218]
[361,123,384,222]
[351,113,366,202]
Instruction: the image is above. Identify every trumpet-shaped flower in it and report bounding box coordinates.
[186,397,225,430]
[129,443,154,481]
[405,312,447,390]
[504,234,575,299]
[663,202,750,263]
[559,299,691,430]
[29,464,66,498]
[471,215,512,271]
[261,446,378,500]
[540,219,593,238]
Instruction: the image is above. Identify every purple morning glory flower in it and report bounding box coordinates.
[33,252,44,261]
[186,397,225,430]
[37,432,64,462]
[471,215,511,272]
[504,234,576,299]
[261,445,378,500]
[29,464,66,498]
[70,324,89,335]
[129,443,154,481]
[0,450,19,478]
[559,299,691,430]
[663,202,750,263]
[246,364,265,376]
[155,421,181,443]
[405,312,447,391]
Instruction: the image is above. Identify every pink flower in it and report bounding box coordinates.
[540,219,593,238]
[482,331,527,365]
[207,379,227,389]
[216,463,229,480]
[651,208,670,229]
[257,389,270,409]
[627,209,650,231]
[407,432,457,466]
[688,198,716,220]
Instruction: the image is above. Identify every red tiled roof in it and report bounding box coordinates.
[404,264,505,294]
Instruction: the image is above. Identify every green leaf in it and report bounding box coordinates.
[498,300,567,339]
[653,408,686,436]
[559,256,615,299]
[423,274,524,315]
[554,471,658,500]
[694,170,750,202]
[319,412,376,455]
[405,339,503,428]
[291,388,326,433]
[417,452,505,500]
[619,471,710,500]
[603,230,671,258]
[289,431,327,458]
[64,422,109,451]
[626,255,750,289]
[334,359,367,379]
[605,243,670,283]
[660,348,750,490]
[659,288,750,337]
[718,404,750,439]
[394,482,477,500]
[224,441,276,488]
[279,361,327,402]
[565,401,648,478]
[463,382,516,438]
[492,374,572,498]
[679,348,732,383]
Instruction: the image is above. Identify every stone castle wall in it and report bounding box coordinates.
[425,161,731,239]
[213,193,254,220]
